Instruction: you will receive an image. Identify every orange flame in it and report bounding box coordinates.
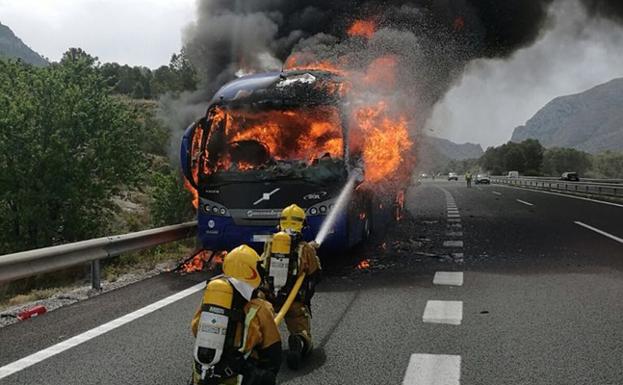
[351,102,412,183]
[181,250,227,273]
[357,259,371,270]
[181,250,212,273]
[347,20,377,39]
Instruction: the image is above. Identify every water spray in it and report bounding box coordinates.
[314,173,359,246]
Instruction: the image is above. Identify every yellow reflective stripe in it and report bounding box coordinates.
[239,306,259,358]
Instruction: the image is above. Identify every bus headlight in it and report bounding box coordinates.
[203,204,210,213]
[212,206,219,214]
[309,207,318,215]
[319,205,327,213]
[219,208,227,215]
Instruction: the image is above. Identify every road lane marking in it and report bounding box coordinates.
[402,354,461,385]
[492,191,502,196]
[448,223,462,229]
[433,272,464,286]
[452,253,464,263]
[423,300,463,325]
[445,231,463,237]
[516,199,534,206]
[495,185,623,208]
[448,218,461,223]
[443,240,463,247]
[574,221,623,245]
[447,214,460,219]
[0,282,206,380]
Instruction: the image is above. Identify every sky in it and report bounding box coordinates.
[0,0,195,68]
[426,0,623,148]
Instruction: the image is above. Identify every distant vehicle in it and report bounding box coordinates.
[507,171,519,178]
[448,172,458,181]
[420,173,428,178]
[475,174,491,184]
[561,172,580,181]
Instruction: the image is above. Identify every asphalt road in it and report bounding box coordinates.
[1,179,622,385]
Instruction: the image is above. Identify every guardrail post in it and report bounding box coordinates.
[91,260,101,291]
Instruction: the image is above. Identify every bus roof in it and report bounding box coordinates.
[210,70,344,108]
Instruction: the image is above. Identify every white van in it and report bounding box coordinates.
[507,171,519,178]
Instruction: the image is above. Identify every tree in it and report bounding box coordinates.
[542,147,592,176]
[149,169,194,226]
[0,51,146,253]
[592,151,623,178]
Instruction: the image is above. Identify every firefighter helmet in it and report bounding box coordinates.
[222,245,262,289]
[280,204,306,233]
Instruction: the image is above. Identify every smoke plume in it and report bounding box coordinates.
[162,0,623,161]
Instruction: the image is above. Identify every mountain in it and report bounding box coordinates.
[423,136,484,160]
[0,22,47,66]
[511,78,623,154]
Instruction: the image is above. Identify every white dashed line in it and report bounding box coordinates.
[516,199,534,206]
[574,221,623,245]
[447,214,460,218]
[423,300,463,325]
[448,223,462,229]
[445,232,463,237]
[452,253,464,263]
[492,191,502,196]
[402,354,461,385]
[0,282,206,380]
[443,240,463,247]
[495,185,623,208]
[433,272,464,286]
[448,218,461,223]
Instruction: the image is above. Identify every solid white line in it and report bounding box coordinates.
[492,191,502,196]
[423,300,463,325]
[574,221,623,245]
[496,185,623,208]
[433,272,464,286]
[516,199,534,206]
[443,240,463,247]
[0,282,206,380]
[402,354,461,385]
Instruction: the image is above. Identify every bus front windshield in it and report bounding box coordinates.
[201,105,346,181]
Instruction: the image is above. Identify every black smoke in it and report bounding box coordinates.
[162,0,623,159]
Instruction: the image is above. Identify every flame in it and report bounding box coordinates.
[180,250,227,273]
[351,102,412,183]
[347,20,377,39]
[224,106,344,166]
[357,259,371,270]
[284,53,345,74]
[184,177,199,209]
[181,250,212,273]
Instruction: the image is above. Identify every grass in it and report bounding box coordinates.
[0,238,196,312]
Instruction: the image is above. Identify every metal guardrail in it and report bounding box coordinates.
[0,221,197,289]
[490,177,623,199]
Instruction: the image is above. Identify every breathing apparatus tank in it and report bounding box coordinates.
[193,278,237,377]
[268,231,298,296]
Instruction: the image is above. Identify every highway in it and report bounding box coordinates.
[1,179,622,385]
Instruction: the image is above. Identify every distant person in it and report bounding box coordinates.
[465,171,473,188]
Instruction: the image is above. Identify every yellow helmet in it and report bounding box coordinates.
[279,204,305,233]
[222,245,262,289]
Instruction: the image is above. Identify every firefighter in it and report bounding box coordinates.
[191,245,282,385]
[261,204,321,370]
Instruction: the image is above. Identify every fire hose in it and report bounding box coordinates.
[273,273,306,325]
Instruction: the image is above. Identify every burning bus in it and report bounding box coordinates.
[180,69,408,254]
